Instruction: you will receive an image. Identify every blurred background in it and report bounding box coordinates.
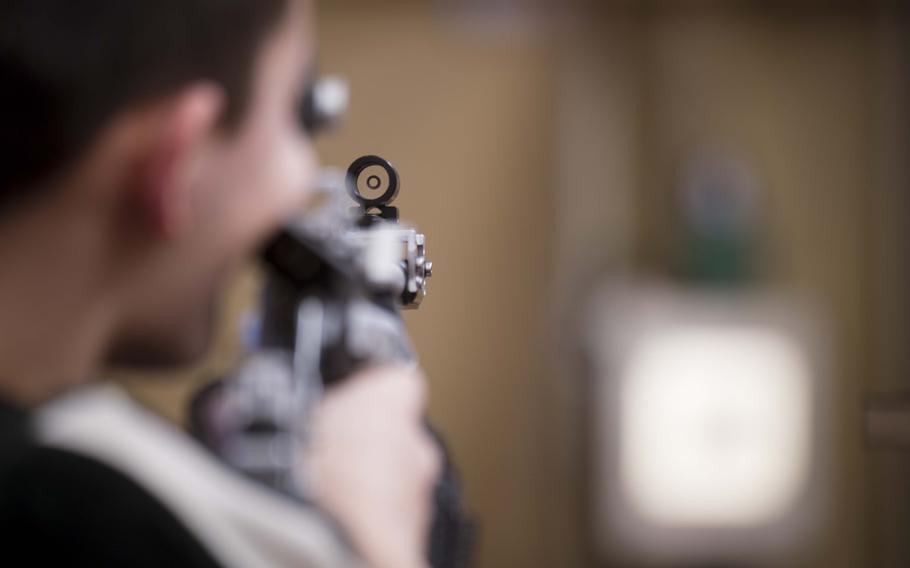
[117,1,909,566]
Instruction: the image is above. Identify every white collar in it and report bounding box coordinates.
[35,384,361,568]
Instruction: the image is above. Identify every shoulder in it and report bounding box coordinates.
[0,445,222,567]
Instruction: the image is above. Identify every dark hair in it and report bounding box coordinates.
[0,0,288,210]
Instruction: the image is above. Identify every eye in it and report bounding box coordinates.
[298,76,349,136]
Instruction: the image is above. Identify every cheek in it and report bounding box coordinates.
[247,121,317,226]
[211,125,317,247]
[268,125,317,214]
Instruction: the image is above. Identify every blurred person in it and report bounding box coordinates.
[0,0,438,566]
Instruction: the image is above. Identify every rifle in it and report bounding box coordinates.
[189,150,474,568]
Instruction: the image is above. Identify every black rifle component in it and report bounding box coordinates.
[191,156,473,568]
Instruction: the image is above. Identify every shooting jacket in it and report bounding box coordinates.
[0,385,361,567]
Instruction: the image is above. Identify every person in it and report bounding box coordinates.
[0,0,440,566]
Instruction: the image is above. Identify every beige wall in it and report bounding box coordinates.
[315,5,558,567]
[553,6,907,567]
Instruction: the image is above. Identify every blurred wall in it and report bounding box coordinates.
[314,5,559,567]
[552,4,909,567]
[866,9,910,568]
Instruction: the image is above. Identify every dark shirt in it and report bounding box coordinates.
[0,399,222,567]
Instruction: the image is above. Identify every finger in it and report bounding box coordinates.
[420,434,443,487]
[414,437,442,537]
[370,364,427,416]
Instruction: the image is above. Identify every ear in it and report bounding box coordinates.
[133,84,225,239]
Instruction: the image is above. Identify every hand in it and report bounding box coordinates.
[306,365,440,568]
